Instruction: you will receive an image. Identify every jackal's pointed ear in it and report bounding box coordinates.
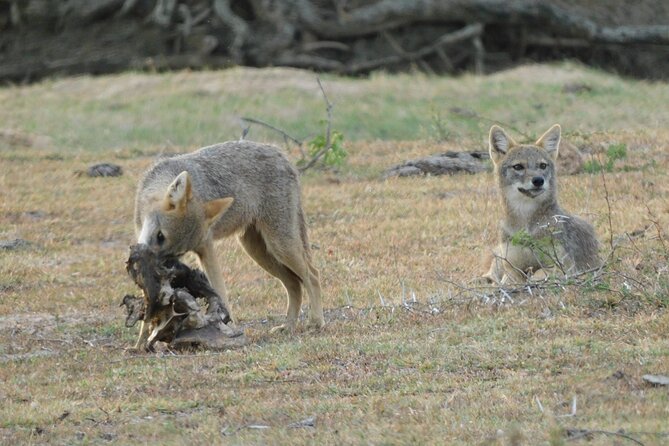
[165,171,192,211]
[204,197,234,227]
[536,124,561,160]
[489,125,515,165]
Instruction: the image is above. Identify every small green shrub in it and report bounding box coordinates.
[606,142,628,161]
[303,130,347,168]
[510,229,559,268]
[583,143,627,173]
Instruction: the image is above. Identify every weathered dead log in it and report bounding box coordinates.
[123,244,247,351]
[293,0,669,44]
[383,151,491,179]
[383,139,585,179]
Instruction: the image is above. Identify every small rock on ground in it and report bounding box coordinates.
[643,374,669,386]
[76,163,123,177]
[0,238,32,250]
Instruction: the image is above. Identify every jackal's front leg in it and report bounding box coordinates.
[483,247,505,284]
[196,237,236,324]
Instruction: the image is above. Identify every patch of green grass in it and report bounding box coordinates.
[3,63,669,152]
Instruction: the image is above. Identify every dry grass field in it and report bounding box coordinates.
[1,64,668,445]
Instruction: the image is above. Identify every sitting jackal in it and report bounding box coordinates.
[485,124,600,284]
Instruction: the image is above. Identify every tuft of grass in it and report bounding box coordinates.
[426,105,454,142]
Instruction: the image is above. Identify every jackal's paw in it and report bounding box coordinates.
[476,274,497,286]
[270,323,295,335]
[217,322,244,338]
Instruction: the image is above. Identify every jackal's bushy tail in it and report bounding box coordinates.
[298,205,312,260]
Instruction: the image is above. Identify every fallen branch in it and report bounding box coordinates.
[294,0,669,45]
[301,41,350,52]
[212,0,249,63]
[344,23,483,74]
[382,31,434,74]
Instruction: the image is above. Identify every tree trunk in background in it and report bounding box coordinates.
[1,0,669,83]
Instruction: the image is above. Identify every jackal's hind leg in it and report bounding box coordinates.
[196,237,235,324]
[264,232,324,331]
[238,226,303,333]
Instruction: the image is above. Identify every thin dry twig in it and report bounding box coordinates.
[596,154,615,250]
[382,31,434,74]
[435,260,612,305]
[644,204,669,258]
[493,250,530,283]
[566,428,645,445]
[299,77,333,172]
[626,431,669,438]
[240,78,335,171]
[534,396,545,414]
[239,116,305,157]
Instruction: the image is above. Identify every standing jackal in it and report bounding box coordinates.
[134,141,324,345]
[485,124,600,284]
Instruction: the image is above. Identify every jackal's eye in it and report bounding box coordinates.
[512,163,524,171]
[156,231,165,245]
[539,162,548,170]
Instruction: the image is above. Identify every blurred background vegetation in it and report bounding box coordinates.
[2,0,669,84]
